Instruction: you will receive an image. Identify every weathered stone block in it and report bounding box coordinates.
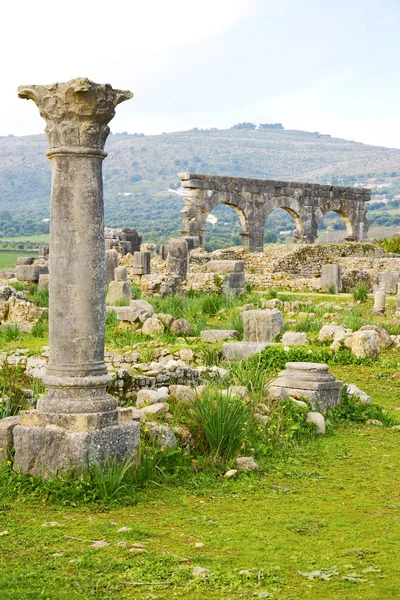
[200,329,240,343]
[13,421,140,477]
[166,239,189,279]
[105,249,119,283]
[15,264,48,283]
[281,331,309,345]
[222,341,268,360]
[38,274,49,289]
[0,416,20,462]
[16,257,34,266]
[379,272,399,294]
[132,251,151,275]
[242,309,283,342]
[106,281,132,305]
[114,266,128,281]
[321,264,342,293]
[222,272,246,296]
[204,260,244,274]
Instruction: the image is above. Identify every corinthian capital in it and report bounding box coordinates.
[18,77,133,149]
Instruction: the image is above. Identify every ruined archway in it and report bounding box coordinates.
[315,208,356,243]
[204,203,244,252]
[263,208,299,244]
[179,173,371,251]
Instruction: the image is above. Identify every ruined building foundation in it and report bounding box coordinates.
[13,78,140,476]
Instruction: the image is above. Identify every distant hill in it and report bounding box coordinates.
[1,128,400,248]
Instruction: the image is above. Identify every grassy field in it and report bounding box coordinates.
[0,252,21,269]
[0,366,399,599]
[0,288,400,598]
[0,234,49,244]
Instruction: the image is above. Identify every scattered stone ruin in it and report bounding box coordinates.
[179,172,371,251]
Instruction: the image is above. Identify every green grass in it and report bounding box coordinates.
[0,252,21,269]
[0,370,399,598]
[1,290,400,597]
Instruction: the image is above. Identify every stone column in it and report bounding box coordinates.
[13,78,139,476]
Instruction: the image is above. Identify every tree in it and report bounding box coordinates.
[258,123,284,130]
[231,122,256,130]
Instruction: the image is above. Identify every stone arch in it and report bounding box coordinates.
[315,207,355,241]
[183,190,251,249]
[260,196,305,241]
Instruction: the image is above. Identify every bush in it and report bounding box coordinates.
[30,320,48,338]
[189,390,252,459]
[375,234,400,254]
[326,385,395,426]
[352,284,369,303]
[255,346,374,374]
[27,285,49,307]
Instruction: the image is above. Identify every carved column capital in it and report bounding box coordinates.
[18,77,132,150]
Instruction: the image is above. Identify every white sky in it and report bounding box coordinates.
[2,0,400,148]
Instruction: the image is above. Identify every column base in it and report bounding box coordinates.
[13,408,140,477]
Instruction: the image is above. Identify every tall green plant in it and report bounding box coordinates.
[189,390,252,459]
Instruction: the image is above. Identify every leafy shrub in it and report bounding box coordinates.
[0,364,45,417]
[228,358,270,401]
[131,284,142,298]
[352,284,369,303]
[255,346,374,374]
[266,289,278,299]
[326,385,396,426]
[0,324,21,342]
[189,390,252,459]
[27,285,49,307]
[30,320,48,338]
[257,398,316,454]
[375,234,400,254]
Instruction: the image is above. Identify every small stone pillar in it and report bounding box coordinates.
[106,249,119,283]
[166,238,189,279]
[321,264,342,293]
[379,272,399,294]
[13,78,139,476]
[372,290,386,315]
[121,228,142,253]
[39,245,50,259]
[184,236,199,250]
[132,251,151,275]
[269,362,343,410]
[106,266,132,305]
[242,309,283,342]
[160,244,169,260]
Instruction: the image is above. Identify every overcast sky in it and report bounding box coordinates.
[2,0,400,148]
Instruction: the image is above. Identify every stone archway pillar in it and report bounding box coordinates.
[248,224,264,252]
[13,78,140,477]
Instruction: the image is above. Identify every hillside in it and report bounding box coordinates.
[1,128,400,247]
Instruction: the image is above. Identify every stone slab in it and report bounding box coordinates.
[13,421,140,477]
[222,341,268,360]
[0,416,20,462]
[200,329,240,343]
[204,260,244,274]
